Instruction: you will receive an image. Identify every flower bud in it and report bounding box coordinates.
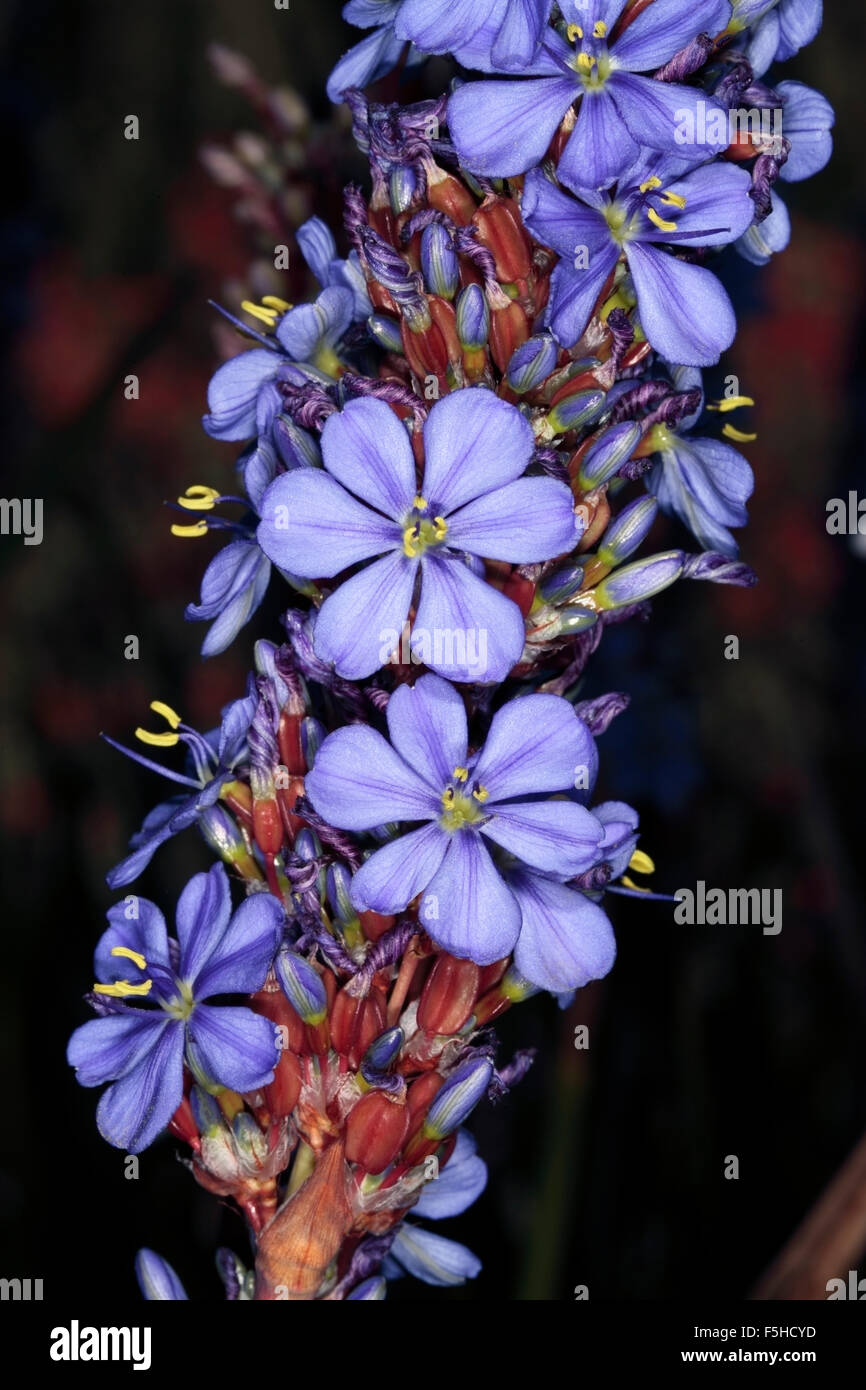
[347,1276,386,1300]
[367,313,404,355]
[456,283,489,350]
[417,953,480,1035]
[293,828,321,861]
[275,949,328,1025]
[389,165,418,215]
[422,1056,493,1141]
[592,550,684,610]
[362,1026,404,1076]
[576,422,641,490]
[300,716,325,769]
[597,496,659,567]
[421,223,458,300]
[506,334,559,394]
[198,805,258,877]
[345,1091,410,1174]
[135,1250,188,1302]
[272,415,323,471]
[326,863,356,925]
[547,388,607,437]
[539,563,585,604]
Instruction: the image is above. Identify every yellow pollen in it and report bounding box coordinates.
[660,190,687,209]
[433,516,448,539]
[567,23,583,40]
[647,207,678,233]
[639,177,662,193]
[628,849,655,875]
[593,20,608,38]
[136,700,182,748]
[177,485,221,512]
[93,979,154,997]
[452,766,468,782]
[722,424,757,443]
[403,524,420,558]
[413,495,427,509]
[111,945,148,969]
[472,785,489,804]
[707,395,755,413]
[241,300,278,326]
[260,295,291,312]
[171,519,208,538]
[576,52,596,72]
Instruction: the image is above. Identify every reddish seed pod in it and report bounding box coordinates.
[427,170,477,225]
[473,198,532,283]
[345,1091,410,1174]
[330,986,387,1068]
[418,953,480,1035]
[477,958,510,994]
[264,1049,302,1119]
[359,910,395,943]
[251,984,306,1055]
[253,798,284,855]
[407,1071,444,1122]
[489,301,529,373]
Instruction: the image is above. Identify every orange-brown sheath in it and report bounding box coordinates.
[254,1139,352,1300]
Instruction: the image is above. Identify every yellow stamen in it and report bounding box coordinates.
[472,785,489,804]
[576,52,596,72]
[260,295,291,312]
[593,20,608,38]
[660,190,687,209]
[177,484,221,512]
[171,519,208,538]
[621,875,650,893]
[93,979,153,998]
[433,516,448,539]
[111,945,148,970]
[628,849,655,875]
[639,176,662,193]
[647,207,678,233]
[149,701,181,728]
[722,424,757,443]
[452,766,468,782]
[413,495,427,509]
[241,300,278,327]
[707,395,755,413]
[567,23,583,40]
[136,700,182,748]
[403,524,420,558]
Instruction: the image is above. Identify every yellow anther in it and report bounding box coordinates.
[402,524,420,558]
[628,849,655,875]
[647,207,678,233]
[593,20,608,38]
[620,875,650,893]
[260,295,291,312]
[171,519,209,538]
[241,300,278,327]
[413,495,427,509]
[433,516,448,539]
[93,979,154,998]
[722,424,757,443]
[177,485,221,512]
[660,190,687,209]
[111,945,148,970]
[442,787,455,806]
[639,176,662,192]
[136,700,182,748]
[707,395,755,413]
[452,766,468,782]
[576,52,596,71]
[472,785,490,804]
[567,23,583,40]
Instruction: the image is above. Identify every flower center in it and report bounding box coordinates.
[403,495,449,559]
[567,19,612,90]
[439,765,489,832]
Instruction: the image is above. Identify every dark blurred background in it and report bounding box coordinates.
[1,0,864,1302]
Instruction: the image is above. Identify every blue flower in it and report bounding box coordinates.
[186,537,272,657]
[305,673,618,988]
[736,0,823,76]
[104,688,256,888]
[643,365,754,555]
[384,1128,486,1287]
[67,864,283,1152]
[135,1250,188,1301]
[448,0,732,190]
[257,390,580,682]
[297,216,373,321]
[521,156,754,365]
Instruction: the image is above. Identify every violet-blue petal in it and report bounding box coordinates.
[775,0,823,62]
[558,89,639,192]
[413,1129,487,1219]
[641,162,754,247]
[95,898,171,987]
[202,349,280,441]
[626,242,736,366]
[489,0,553,69]
[106,802,185,890]
[481,800,603,876]
[472,694,594,801]
[257,471,401,578]
[193,894,283,999]
[421,389,535,514]
[777,80,834,182]
[446,476,579,563]
[593,800,639,877]
[511,870,617,994]
[350,822,450,915]
[306,725,441,830]
[610,74,729,161]
[648,434,753,556]
[386,674,469,791]
[735,193,790,265]
[421,832,522,963]
[521,167,610,259]
[186,1004,278,1093]
[544,254,619,348]
[188,541,271,659]
[175,862,232,987]
[321,397,416,518]
[612,0,732,69]
[448,75,578,179]
[296,216,338,287]
[313,549,417,679]
[413,554,525,683]
[68,1011,175,1088]
[135,1250,188,1301]
[327,25,406,104]
[389,1224,481,1285]
[275,286,354,362]
[394,0,496,51]
[95,1021,185,1153]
